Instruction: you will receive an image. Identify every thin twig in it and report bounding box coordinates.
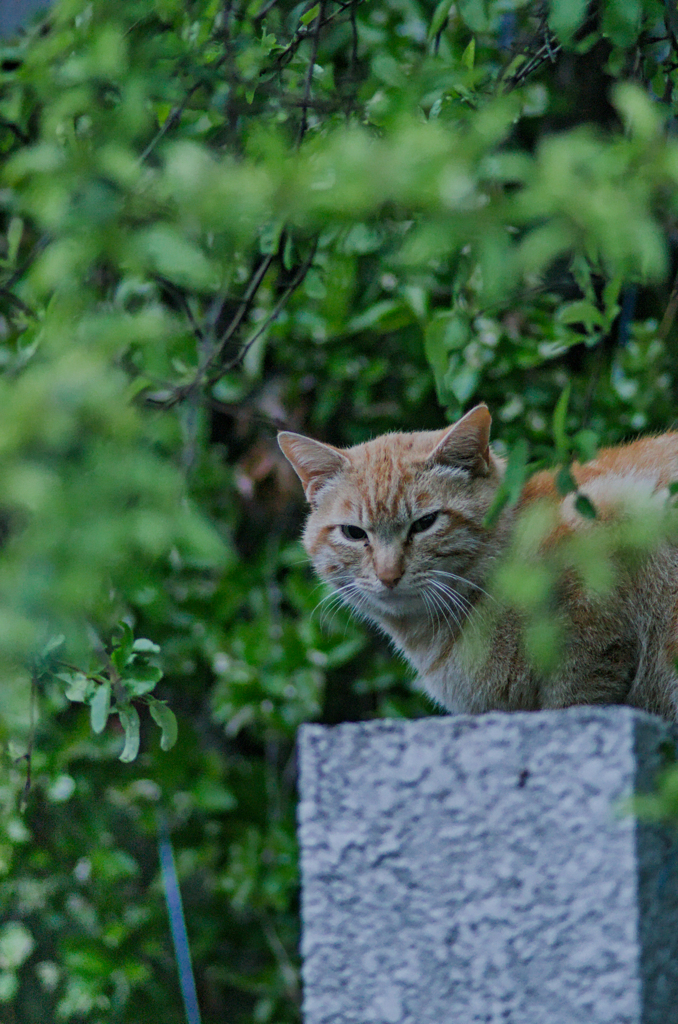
[146,240,316,408]
[658,268,678,340]
[278,96,346,110]
[0,286,36,319]
[209,242,317,380]
[297,0,326,145]
[274,0,349,73]
[499,14,562,94]
[86,624,126,705]
[209,252,276,358]
[0,118,30,144]
[350,0,359,70]
[259,910,300,1004]
[253,0,281,21]
[19,670,38,812]
[3,234,49,291]
[209,397,292,430]
[156,277,206,343]
[139,80,206,163]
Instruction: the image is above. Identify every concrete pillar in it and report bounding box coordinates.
[298,707,678,1024]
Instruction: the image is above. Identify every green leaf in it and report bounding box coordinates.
[132,638,161,654]
[148,698,178,751]
[6,218,23,266]
[0,972,17,1003]
[117,705,141,763]
[300,3,319,25]
[428,0,453,40]
[0,922,33,969]
[446,364,479,404]
[602,0,642,48]
[503,439,530,502]
[553,383,571,460]
[123,661,163,697]
[602,276,623,325]
[461,38,475,70]
[458,0,489,33]
[193,779,236,812]
[574,494,597,519]
[424,311,469,401]
[282,233,295,271]
[59,672,93,704]
[347,300,412,335]
[556,465,577,496]
[41,634,65,658]
[557,301,604,330]
[483,439,529,527]
[137,226,217,290]
[90,682,111,734]
[548,0,588,43]
[112,622,134,672]
[574,429,598,463]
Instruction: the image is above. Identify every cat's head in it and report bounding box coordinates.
[278,405,503,623]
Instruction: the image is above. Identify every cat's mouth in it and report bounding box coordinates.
[362,585,425,617]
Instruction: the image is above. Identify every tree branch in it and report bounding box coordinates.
[297,0,327,145]
[139,79,208,163]
[658,269,678,340]
[0,286,36,320]
[208,241,317,382]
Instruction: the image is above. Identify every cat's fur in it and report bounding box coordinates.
[278,405,678,720]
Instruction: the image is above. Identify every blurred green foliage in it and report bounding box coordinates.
[2,0,678,1020]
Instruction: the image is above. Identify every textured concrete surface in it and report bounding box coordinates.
[298,707,678,1024]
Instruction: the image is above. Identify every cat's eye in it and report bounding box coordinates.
[409,512,439,536]
[341,524,368,541]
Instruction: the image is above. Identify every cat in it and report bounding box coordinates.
[278,405,678,720]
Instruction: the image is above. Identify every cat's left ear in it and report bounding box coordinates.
[278,431,350,504]
[427,404,492,475]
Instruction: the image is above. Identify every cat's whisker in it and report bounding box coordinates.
[427,578,474,616]
[432,578,476,619]
[424,583,458,636]
[429,568,497,604]
[426,579,469,636]
[426,573,494,633]
[320,579,377,633]
[350,591,373,630]
[320,595,346,632]
[419,587,441,638]
[335,587,372,630]
[425,591,442,637]
[327,593,363,631]
[313,580,357,629]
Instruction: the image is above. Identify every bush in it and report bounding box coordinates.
[2,0,678,1020]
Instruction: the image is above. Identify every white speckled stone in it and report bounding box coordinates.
[298,707,678,1024]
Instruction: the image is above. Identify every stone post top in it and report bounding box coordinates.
[300,702,672,739]
[298,705,678,1024]
[299,705,676,806]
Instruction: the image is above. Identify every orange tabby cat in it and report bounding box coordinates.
[278,405,678,720]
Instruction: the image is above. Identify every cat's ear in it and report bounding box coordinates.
[427,404,492,475]
[278,431,349,504]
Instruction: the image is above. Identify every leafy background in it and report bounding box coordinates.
[2,0,678,1020]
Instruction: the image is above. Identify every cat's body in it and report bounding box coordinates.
[278,406,678,721]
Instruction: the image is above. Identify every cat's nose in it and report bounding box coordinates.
[378,569,403,589]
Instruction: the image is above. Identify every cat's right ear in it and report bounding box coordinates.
[427,404,493,475]
[277,432,349,505]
